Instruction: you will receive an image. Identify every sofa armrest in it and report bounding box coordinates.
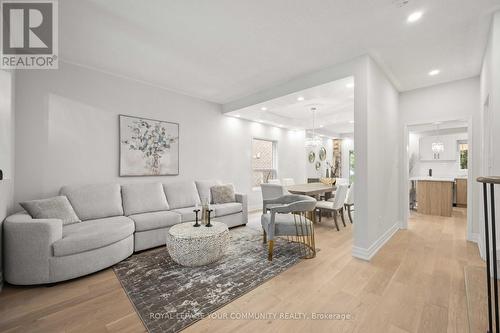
[235,193,248,225]
[4,212,63,285]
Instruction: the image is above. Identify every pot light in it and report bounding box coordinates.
[346,83,354,88]
[349,120,355,124]
[407,11,423,23]
[261,106,267,111]
[319,125,324,128]
[297,96,305,101]
[234,114,241,117]
[428,69,440,76]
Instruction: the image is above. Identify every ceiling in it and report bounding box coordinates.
[226,77,354,136]
[60,0,500,104]
[409,120,469,135]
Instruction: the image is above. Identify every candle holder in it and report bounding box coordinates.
[206,209,214,227]
[193,209,201,227]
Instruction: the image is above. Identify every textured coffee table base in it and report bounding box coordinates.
[166,222,230,267]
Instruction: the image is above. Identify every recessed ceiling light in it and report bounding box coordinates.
[346,83,354,88]
[261,107,267,111]
[234,114,241,117]
[407,11,423,23]
[428,69,440,76]
[319,125,324,128]
[297,96,305,101]
[256,119,264,123]
[349,120,355,124]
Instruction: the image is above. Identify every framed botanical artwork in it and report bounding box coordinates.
[119,115,179,176]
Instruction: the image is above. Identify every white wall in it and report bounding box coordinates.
[0,69,15,289]
[479,11,500,258]
[14,62,306,211]
[352,57,401,258]
[408,131,468,178]
[399,76,480,240]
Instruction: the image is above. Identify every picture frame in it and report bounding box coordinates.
[119,114,179,176]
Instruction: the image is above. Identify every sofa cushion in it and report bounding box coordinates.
[211,184,236,204]
[60,183,123,221]
[213,202,243,217]
[171,207,197,222]
[129,211,181,232]
[163,181,201,209]
[195,180,221,204]
[122,182,169,216]
[20,196,80,225]
[53,216,134,257]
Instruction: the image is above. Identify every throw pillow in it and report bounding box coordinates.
[211,184,236,204]
[20,196,81,225]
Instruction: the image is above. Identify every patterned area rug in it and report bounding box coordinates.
[113,226,304,333]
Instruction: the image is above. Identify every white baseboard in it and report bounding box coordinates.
[468,233,485,260]
[352,222,400,261]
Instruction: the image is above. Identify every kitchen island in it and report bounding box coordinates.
[411,177,454,217]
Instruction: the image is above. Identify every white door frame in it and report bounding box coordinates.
[400,118,474,242]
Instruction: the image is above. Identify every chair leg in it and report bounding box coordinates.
[319,208,322,222]
[340,208,346,227]
[268,240,274,261]
[263,229,267,243]
[346,204,353,224]
[333,211,340,231]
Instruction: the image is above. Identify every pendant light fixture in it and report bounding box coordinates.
[305,106,322,147]
[431,122,444,158]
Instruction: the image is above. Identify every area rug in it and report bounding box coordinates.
[113,226,304,333]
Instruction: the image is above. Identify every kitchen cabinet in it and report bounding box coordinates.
[456,178,467,207]
[419,135,457,161]
[416,179,454,217]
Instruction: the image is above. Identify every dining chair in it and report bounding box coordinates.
[335,178,349,186]
[282,178,295,186]
[315,185,349,231]
[261,194,317,260]
[260,183,286,212]
[268,179,282,185]
[344,184,354,224]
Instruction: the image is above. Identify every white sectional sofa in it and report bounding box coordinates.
[3,180,248,285]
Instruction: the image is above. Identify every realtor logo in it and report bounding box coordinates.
[1,0,58,69]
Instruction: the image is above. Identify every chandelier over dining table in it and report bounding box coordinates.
[305,106,322,147]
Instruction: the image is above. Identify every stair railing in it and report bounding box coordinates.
[478,176,500,333]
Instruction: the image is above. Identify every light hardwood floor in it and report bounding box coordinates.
[0,208,483,333]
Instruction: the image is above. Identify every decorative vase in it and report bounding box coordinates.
[201,199,209,225]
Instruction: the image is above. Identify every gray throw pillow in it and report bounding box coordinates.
[20,196,81,225]
[211,184,236,204]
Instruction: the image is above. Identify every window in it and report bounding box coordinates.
[459,142,468,170]
[252,138,277,187]
[349,150,355,184]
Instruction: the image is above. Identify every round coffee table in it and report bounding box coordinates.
[166,221,230,267]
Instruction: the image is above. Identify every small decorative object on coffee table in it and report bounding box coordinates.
[193,206,201,227]
[166,221,230,267]
[206,209,214,227]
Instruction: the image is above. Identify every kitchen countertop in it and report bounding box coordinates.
[409,177,455,182]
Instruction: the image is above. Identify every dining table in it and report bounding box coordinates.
[286,182,336,198]
[286,182,336,222]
